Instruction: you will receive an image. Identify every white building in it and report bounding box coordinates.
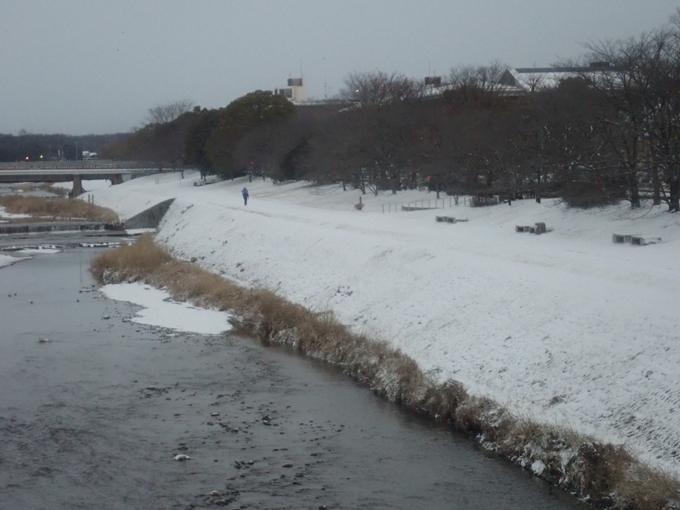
[499,63,616,93]
[274,76,307,103]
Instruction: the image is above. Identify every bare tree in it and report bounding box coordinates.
[580,22,680,209]
[146,99,194,125]
[448,60,507,106]
[339,71,425,107]
[300,107,372,190]
[522,72,546,93]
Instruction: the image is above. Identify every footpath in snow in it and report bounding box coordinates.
[88,170,680,474]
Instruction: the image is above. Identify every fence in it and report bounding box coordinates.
[381,196,466,213]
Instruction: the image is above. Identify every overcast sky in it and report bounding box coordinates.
[1,0,678,135]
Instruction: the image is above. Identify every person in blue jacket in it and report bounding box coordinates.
[242,187,249,205]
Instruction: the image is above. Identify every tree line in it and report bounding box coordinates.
[0,132,127,163]
[99,10,680,211]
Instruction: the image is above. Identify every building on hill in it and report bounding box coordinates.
[274,76,307,103]
[423,75,449,97]
[499,62,616,93]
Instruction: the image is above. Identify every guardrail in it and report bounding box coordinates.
[0,161,181,171]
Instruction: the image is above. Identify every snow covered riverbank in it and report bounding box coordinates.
[88,170,680,474]
[0,253,19,268]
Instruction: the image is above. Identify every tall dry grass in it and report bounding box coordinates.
[41,183,70,197]
[90,235,680,509]
[0,195,118,223]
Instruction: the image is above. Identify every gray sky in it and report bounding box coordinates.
[1,0,678,135]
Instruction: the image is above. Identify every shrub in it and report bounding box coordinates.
[561,181,626,209]
[89,234,172,283]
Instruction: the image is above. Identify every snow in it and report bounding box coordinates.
[85,170,680,473]
[0,206,32,219]
[125,228,158,236]
[16,247,62,255]
[531,460,546,476]
[100,282,232,335]
[0,254,21,268]
[51,179,112,192]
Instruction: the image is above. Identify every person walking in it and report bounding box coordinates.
[241,187,249,205]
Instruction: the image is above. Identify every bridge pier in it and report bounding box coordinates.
[70,175,84,198]
[111,174,124,185]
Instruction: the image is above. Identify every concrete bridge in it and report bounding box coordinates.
[0,161,181,197]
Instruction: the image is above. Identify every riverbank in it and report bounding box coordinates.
[87,173,680,476]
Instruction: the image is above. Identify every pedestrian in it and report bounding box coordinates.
[241,187,249,205]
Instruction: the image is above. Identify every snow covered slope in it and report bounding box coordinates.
[90,171,680,474]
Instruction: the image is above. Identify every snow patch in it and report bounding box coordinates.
[101,282,232,335]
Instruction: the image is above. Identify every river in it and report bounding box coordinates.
[0,242,586,509]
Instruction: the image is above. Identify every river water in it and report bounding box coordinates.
[0,243,586,510]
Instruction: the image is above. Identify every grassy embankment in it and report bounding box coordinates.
[90,235,680,510]
[0,193,119,223]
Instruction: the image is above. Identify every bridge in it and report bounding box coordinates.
[0,161,181,197]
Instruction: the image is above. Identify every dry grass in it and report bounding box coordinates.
[41,183,70,197]
[90,235,174,283]
[4,184,38,193]
[619,464,680,509]
[90,235,680,509]
[0,195,118,223]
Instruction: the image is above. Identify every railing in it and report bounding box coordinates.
[0,161,181,171]
[381,196,462,213]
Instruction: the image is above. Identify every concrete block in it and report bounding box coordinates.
[631,236,662,246]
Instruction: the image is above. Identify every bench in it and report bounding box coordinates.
[631,235,662,246]
[516,222,549,234]
[612,234,661,246]
[436,216,468,223]
[193,177,220,187]
[612,234,637,243]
